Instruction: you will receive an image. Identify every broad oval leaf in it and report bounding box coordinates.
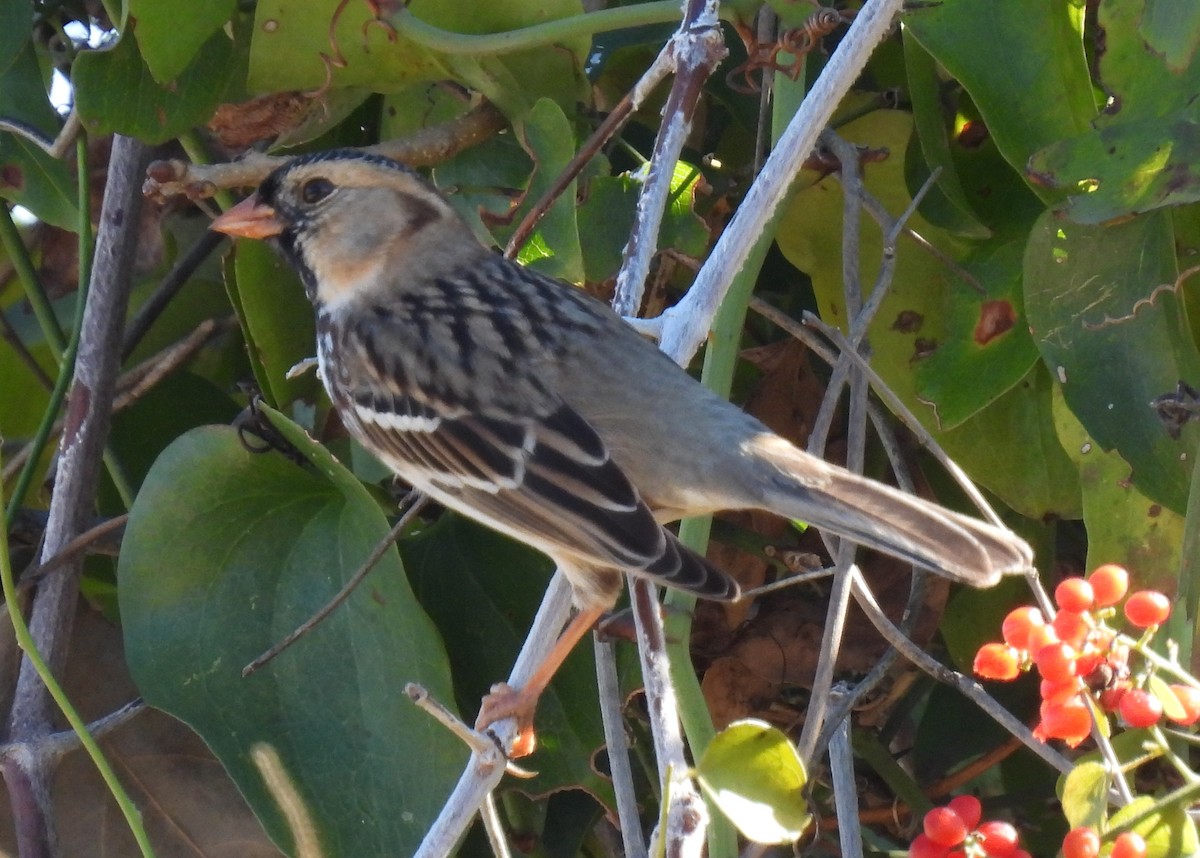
[696,719,809,844]
[118,414,464,856]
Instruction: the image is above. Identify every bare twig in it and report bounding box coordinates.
[611,8,727,318]
[594,636,647,858]
[828,686,864,858]
[3,134,148,855]
[656,0,907,358]
[144,100,507,202]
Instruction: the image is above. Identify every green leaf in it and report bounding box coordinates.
[73,29,235,144]
[904,0,1095,196]
[401,513,614,804]
[1025,208,1200,513]
[778,110,1078,519]
[1028,118,1200,224]
[696,720,809,844]
[912,238,1039,428]
[118,417,465,857]
[1140,0,1200,72]
[1093,0,1200,124]
[0,40,79,228]
[247,0,586,109]
[901,32,991,239]
[578,163,710,281]
[1058,760,1108,830]
[225,238,318,409]
[513,98,582,281]
[1052,384,1184,584]
[129,0,237,82]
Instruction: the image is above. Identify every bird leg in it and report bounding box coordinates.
[475,605,607,758]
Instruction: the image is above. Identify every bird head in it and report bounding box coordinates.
[210,149,477,306]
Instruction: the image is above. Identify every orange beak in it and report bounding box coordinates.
[210,195,285,239]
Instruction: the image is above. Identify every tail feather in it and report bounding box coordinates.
[754,441,1032,587]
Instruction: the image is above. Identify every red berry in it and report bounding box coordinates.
[1110,831,1148,858]
[1025,622,1059,653]
[1118,688,1163,728]
[1036,697,1092,747]
[946,795,981,830]
[1034,642,1078,684]
[1040,677,1082,706]
[1088,563,1130,607]
[1001,606,1044,650]
[923,806,968,847]
[1124,590,1171,628]
[910,833,950,858]
[1053,610,1090,648]
[976,820,1019,857]
[1168,684,1200,725]
[1055,577,1095,612]
[974,643,1021,681]
[1062,827,1100,858]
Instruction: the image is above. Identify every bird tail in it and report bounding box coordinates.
[638,530,742,601]
[753,441,1032,587]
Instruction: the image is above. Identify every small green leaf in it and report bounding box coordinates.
[696,720,809,844]
[1148,673,1186,722]
[514,97,582,281]
[1059,760,1108,830]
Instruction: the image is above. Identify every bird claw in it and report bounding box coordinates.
[476,682,539,758]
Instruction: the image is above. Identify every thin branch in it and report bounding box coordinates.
[657,0,907,361]
[4,134,152,856]
[594,635,647,858]
[144,100,507,202]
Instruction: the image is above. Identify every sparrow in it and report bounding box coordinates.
[211,148,1034,755]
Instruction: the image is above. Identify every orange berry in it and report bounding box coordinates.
[910,833,950,858]
[976,820,1019,857]
[1088,563,1129,607]
[1037,697,1092,747]
[1052,610,1089,648]
[1061,826,1100,858]
[1055,577,1095,612]
[974,643,1021,681]
[1001,606,1044,650]
[1124,590,1170,628]
[923,806,968,847]
[1168,684,1200,725]
[1118,688,1162,728]
[1040,677,1082,706]
[1034,642,1078,684]
[1110,831,1147,858]
[1025,622,1060,653]
[946,795,981,830]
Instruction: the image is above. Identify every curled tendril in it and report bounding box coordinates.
[725,6,855,95]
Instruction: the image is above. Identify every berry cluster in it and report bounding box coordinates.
[972,564,1198,747]
[1062,826,1147,858]
[908,796,1027,858]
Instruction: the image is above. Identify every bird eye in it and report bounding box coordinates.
[300,177,335,204]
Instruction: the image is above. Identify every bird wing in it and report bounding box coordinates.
[343,386,737,602]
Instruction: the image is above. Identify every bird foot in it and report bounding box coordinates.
[475,682,538,758]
